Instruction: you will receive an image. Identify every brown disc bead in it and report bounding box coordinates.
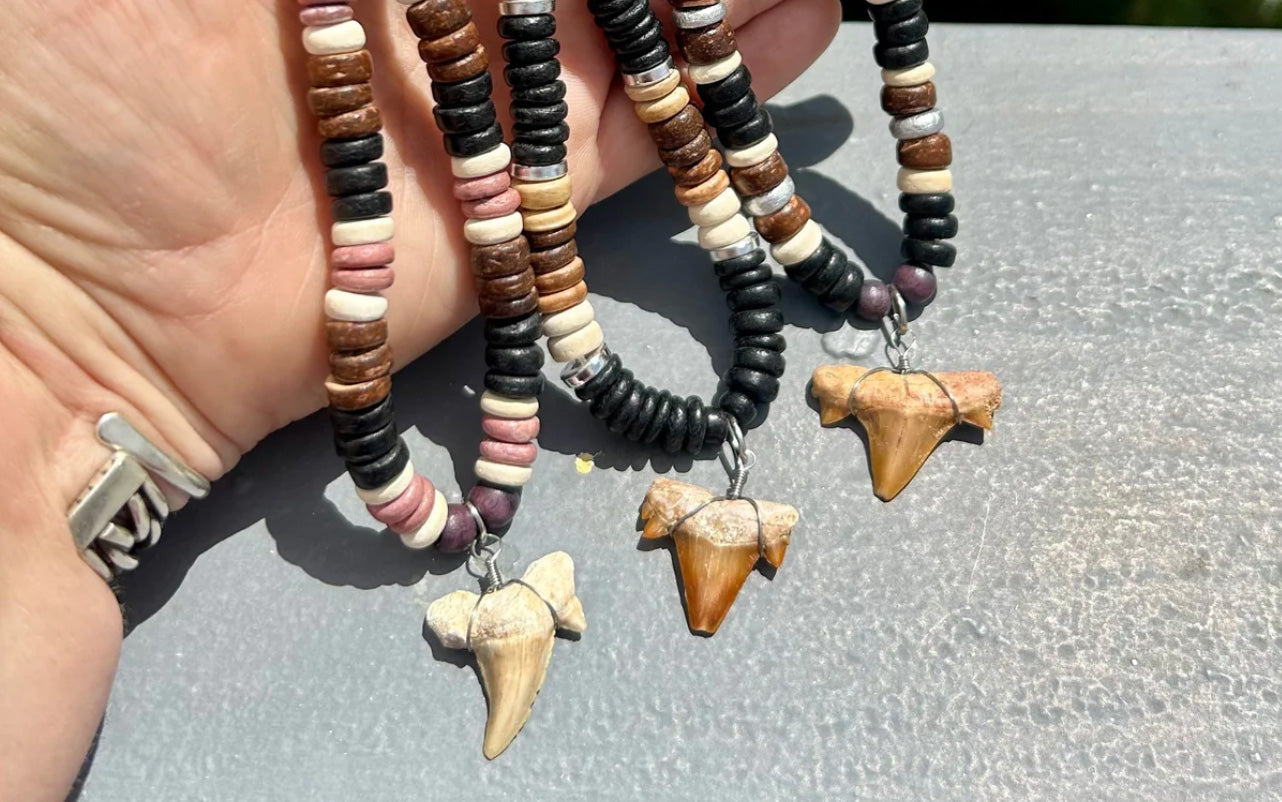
[730,151,788,196]
[667,148,723,187]
[427,46,488,83]
[897,133,952,170]
[677,23,737,66]
[307,83,373,117]
[674,171,729,206]
[648,105,705,150]
[526,222,577,250]
[418,22,479,63]
[327,376,392,410]
[406,0,472,41]
[659,130,713,168]
[480,289,539,318]
[529,240,578,273]
[318,105,382,139]
[307,51,372,88]
[330,344,393,383]
[533,258,584,295]
[881,83,937,117]
[537,281,588,314]
[754,196,811,243]
[477,269,536,301]
[470,237,530,279]
[327,319,388,352]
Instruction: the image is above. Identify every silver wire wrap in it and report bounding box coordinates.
[463,515,562,651]
[664,418,767,557]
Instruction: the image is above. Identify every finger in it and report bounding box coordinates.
[590,0,841,202]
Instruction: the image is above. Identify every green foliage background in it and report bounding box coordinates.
[842,0,1282,26]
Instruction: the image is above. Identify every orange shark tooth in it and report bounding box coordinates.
[426,551,586,760]
[811,365,1003,502]
[640,477,798,635]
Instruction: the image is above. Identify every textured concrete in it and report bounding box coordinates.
[82,24,1282,802]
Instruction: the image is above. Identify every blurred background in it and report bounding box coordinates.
[840,0,1282,26]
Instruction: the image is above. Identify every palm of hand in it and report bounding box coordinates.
[0,0,835,478]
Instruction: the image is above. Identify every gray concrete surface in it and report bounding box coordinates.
[81,23,1282,802]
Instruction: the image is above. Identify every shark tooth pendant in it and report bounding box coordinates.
[811,364,1002,501]
[426,550,586,759]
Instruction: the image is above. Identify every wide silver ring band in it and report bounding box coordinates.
[512,161,569,182]
[499,0,555,15]
[621,59,676,88]
[561,346,613,389]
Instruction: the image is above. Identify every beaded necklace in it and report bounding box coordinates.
[300,0,585,761]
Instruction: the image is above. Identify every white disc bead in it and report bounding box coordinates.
[688,51,742,84]
[897,168,953,194]
[542,300,596,338]
[399,491,448,549]
[548,321,604,363]
[355,462,416,505]
[302,21,366,56]
[475,459,533,488]
[324,289,387,322]
[451,145,511,179]
[697,214,752,250]
[464,212,524,245]
[724,135,779,168]
[770,219,823,266]
[480,391,539,419]
[332,217,394,246]
[687,187,741,228]
[882,62,936,87]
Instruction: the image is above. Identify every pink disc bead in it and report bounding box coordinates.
[331,267,394,292]
[461,188,521,220]
[453,171,511,202]
[481,415,540,444]
[389,483,439,535]
[479,439,538,467]
[368,474,429,528]
[332,242,395,270]
[299,5,353,23]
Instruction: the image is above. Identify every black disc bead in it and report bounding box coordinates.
[702,408,730,450]
[589,370,635,420]
[641,390,674,444]
[612,19,664,57]
[683,396,708,455]
[661,397,688,454]
[484,312,542,347]
[696,65,753,107]
[512,122,570,146]
[730,308,784,335]
[726,280,782,311]
[899,192,954,216]
[904,214,958,240]
[512,101,568,128]
[325,163,388,197]
[334,423,398,464]
[623,386,660,441]
[717,390,758,427]
[874,39,930,70]
[485,344,544,376]
[505,59,561,89]
[511,81,566,105]
[484,371,545,397]
[782,238,833,284]
[734,347,785,378]
[444,122,504,157]
[875,11,929,46]
[799,246,852,297]
[328,397,395,437]
[728,366,780,405]
[866,0,923,23]
[512,141,567,166]
[348,438,410,490]
[497,14,556,39]
[704,91,760,130]
[714,248,767,278]
[332,191,392,221]
[597,0,649,34]
[618,40,670,74]
[431,72,493,107]
[607,383,646,434]
[574,353,623,401]
[901,238,957,267]
[587,0,634,18]
[433,101,497,135]
[819,269,864,313]
[716,108,773,149]
[736,332,786,353]
[502,39,560,66]
[720,264,775,292]
[320,134,383,168]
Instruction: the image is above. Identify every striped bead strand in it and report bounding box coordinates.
[666,1,896,321]
[868,0,957,307]
[398,0,544,548]
[300,1,449,549]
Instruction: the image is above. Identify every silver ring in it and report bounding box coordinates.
[709,233,761,262]
[742,176,795,217]
[511,161,568,182]
[621,58,676,88]
[889,109,945,141]
[561,345,613,389]
[673,3,726,28]
[499,0,555,14]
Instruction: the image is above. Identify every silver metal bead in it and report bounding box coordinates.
[499,0,555,15]
[673,3,726,29]
[621,58,676,88]
[709,233,762,262]
[561,345,613,390]
[742,176,795,217]
[889,109,945,141]
[511,161,568,182]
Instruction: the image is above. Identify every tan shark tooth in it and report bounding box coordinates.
[426,551,585,760]
[811,365,1003,501]
[640,477,798,636]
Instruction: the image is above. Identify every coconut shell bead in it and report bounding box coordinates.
[676,23,737,65]
[754,196,810,243]
[529,241,577,273]
[659,130,713,168]
[881,82,936,116]
[308,50,373,87]
[534,258,585,294]
[330,344,393,382]
[538,281,588,314]
[667,149,723,186]
[470,237,531,278]
[419,23,480,63]
[308,83,373,116]
[407,0,472,40]
[898,133,952,169]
